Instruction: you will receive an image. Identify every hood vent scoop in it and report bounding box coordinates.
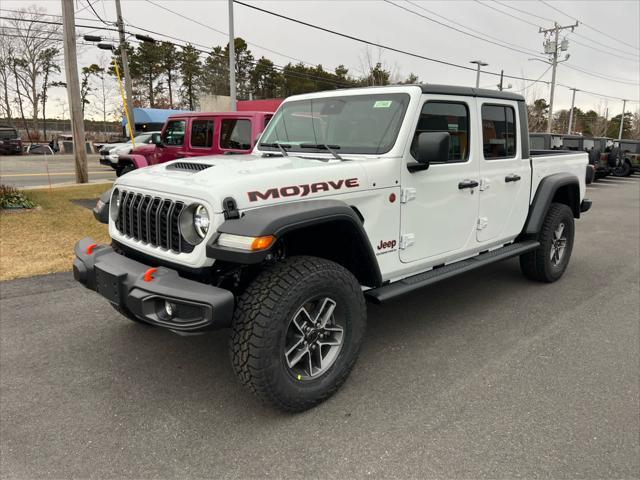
[166,162,213,172]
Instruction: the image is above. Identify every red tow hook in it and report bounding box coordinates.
[86,243,97,254]
[143,267,158,282]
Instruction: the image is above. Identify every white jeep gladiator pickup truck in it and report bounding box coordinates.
[75,85,591,412]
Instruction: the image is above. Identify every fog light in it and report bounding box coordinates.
[164,301,177,318]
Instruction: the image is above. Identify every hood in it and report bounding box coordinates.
[130,143,156,155]
[101,142,129,152]
[115,153,370,213]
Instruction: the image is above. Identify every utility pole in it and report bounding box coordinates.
[539,21,578,133]
[498,70,504,91]
[470,60,488,88]
[61,0,88,183]
[228,0,237,111]
[618,99,627,139]
[115,0,135,135]
[567,88,578,134]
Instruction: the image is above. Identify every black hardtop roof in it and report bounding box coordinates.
[418,84,525,102]
[530,132,562,137]
[618,139,640,144]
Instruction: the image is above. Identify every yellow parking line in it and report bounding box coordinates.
[0,171,114,177]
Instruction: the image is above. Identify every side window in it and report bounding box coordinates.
[481,105,517,159]
[190,119,214,148]
[220,119,252,150]
[411,101,469,163]
[163,120,186,146]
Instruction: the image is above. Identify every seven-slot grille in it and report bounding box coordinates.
[115,190,194,253]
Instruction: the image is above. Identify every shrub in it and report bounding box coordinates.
[0,185,37,210]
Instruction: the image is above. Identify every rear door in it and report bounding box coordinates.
[476,101,531,243]
[184,117,215,157]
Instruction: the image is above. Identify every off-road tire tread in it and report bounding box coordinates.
[520,203,573,282]
[230,256,366,412]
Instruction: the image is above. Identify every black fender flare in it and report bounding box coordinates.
[522,172,580,235]
[206,199,382,287]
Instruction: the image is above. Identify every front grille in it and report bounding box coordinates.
[166,162,213,172]
[115,190,194,253]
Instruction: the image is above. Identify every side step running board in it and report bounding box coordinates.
[365,240,540,303]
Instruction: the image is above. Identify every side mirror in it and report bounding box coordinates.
[413,131,450,171]
[151,132,164,147]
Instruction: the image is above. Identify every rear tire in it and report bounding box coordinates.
[230,256,366,412]
[520,203,574,283]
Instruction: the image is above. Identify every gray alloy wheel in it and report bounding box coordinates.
[284,297,344,380]
[550,222,568,267]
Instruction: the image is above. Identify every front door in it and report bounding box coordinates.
[400,98,480,264]
[476,101,531,243]
[152,118,187,165]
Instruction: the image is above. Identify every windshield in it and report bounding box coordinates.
[132,133,152,144]
[259,93,410,155]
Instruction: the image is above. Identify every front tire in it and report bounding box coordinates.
[520,203,575,283]
[613,160,631,177]
[230,256,366,412]
[116,163,135,177]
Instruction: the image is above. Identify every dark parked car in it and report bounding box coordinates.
[529,132,563,150]
[0,126,22,155]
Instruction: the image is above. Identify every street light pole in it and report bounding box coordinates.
[618,99,627,140]
[115,0,135,135]
[470,60,488,88]
[228,0,237,111]
[61,0,88,183]
[567,88,578,135]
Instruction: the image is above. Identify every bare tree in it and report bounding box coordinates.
[0,26,16,122]
[7,6,61,137]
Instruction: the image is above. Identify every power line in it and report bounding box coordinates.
[233,0,551,84]
[143,0,321,70]
[493,0,554,23]
[0,14,356,90]
[383,0,544,59]
[405,0,543,57]
[85,0,112,26]
[568,35,639,63]
[2,8,636,104]
[472,1,639,59]
[513,65,552,93]
[539,0,639,52]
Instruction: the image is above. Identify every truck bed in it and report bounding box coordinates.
[530,150,588,203]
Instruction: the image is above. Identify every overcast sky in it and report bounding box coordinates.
[2,0,639,118]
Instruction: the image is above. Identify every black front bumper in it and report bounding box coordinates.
[580,199,592,213]
[99,156,117,168]
[73,238,234,332]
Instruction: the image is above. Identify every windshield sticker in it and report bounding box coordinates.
[373,100,393,108]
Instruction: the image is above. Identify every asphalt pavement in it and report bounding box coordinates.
[0,154,115,188]
[1,175,638,479]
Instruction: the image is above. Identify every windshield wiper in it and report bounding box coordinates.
[259,141,290,157]
[299,143,345,160]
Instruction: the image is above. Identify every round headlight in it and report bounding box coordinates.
[193,204,210,238]
[110,188,121,221]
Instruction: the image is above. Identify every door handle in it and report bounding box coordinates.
[505,174,521,183]
[458,179,479,190]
